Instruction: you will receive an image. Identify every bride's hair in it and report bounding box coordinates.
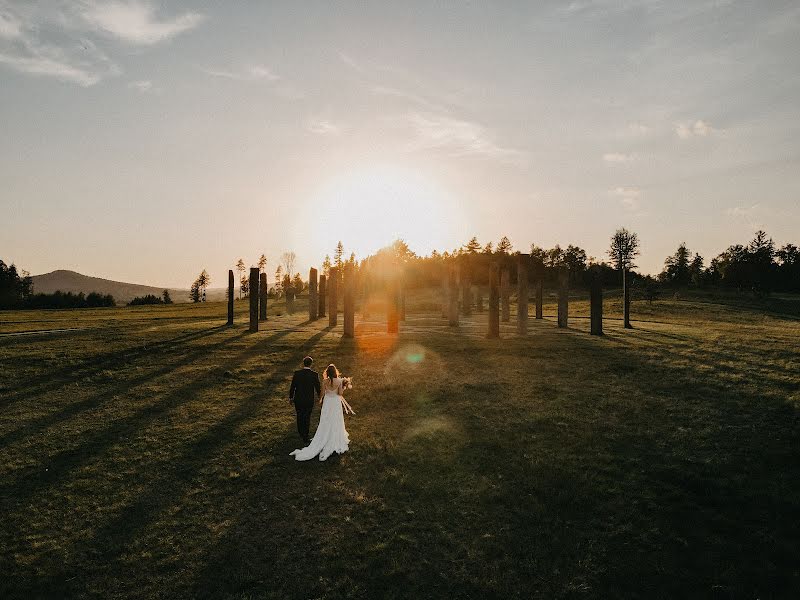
[325,364,339,384]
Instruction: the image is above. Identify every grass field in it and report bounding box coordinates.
[1,290,799,599]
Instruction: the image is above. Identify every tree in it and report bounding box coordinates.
[281,251,297,280]
[334,241,345,273]
[235,259,246,299]
[463,237,482,254]
[292,272,304,292]
[240,275,249,298]
[563,245,588,280]
[258,254,267,273]
[777,243,800,292]
[0,260,33,309]
[322,255,332,277]
[190,280,201,303]
[608,228,640,271]
[274,265,283,297]
[197,269,210,302]
[689,253,704,286]
[496,236,513,255]
[661,243,692,285]
[162,289,173,304]
[483,242,494,255]
[748,230,775,293]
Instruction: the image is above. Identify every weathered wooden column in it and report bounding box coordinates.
[227,269,234,325]
[318,274,327,318]
[328,268,338,327]
[286,287,295,314]
[590,272,603,336]
[308,268,318,321]
[517,255,528,335]
[399,284,406,322]
[500,268,510,322]
[461,264,471,316]
[535,278,543,320]
[441,271,448,319]
[249,267,259,332]
[476,289,484,312]
[259,272,268,321]
[488,264,500,338]
[557,270,568,328]
[343,265,355,337]
[623,267,632,329]
[448,266,459,327]
[387,278,399,334]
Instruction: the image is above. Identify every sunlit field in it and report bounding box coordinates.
[1,291,799,599]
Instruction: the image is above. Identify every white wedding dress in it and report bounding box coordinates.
[290,377,350,461]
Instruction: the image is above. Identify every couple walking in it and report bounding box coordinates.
[288,356,353,461]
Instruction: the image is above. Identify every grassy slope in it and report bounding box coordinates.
[0,292,798,599]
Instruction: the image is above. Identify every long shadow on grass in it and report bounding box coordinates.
[0,323,325,504]
[1,324,230,406]
[29,327,338,600]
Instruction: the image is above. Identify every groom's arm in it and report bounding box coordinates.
[289,372,298,403]
[313,373,321,399]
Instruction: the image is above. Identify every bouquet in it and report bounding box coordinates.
[340,376,355,414]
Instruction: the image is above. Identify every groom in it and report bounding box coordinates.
[289,356,321,444]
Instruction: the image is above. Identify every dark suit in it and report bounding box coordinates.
[289,368,321,442]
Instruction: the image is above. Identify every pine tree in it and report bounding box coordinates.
[235,259,246,299]
[496,236,512,254]
[322,255,332,277]
[274,265,283,297]
[258,254,267,273]
[464,236,481,254]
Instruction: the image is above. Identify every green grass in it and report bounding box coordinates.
[1,292,799,599]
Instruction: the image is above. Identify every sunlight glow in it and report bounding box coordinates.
[304,166,466,259]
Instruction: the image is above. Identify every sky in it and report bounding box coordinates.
[1,0,799,287]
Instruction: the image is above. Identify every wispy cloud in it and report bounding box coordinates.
[127,79,152,93]
[603,152,635,163]
[202,65,279,82]
[79,1,205,45]
[0,1,202,86]
[676,119,714,139]
[370,85,448,112]
[399,112,526,163]
[306,119,343,135]
[610,186,642,210]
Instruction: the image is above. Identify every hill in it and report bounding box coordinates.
[29,270,199,304]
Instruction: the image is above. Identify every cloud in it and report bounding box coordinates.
[676,120,714,139]
[127,79,152,92]
[400,112,526,163]
[79,1,205,45]
[627,122,651,135]
[203,65,280,82]
[306,119,343,135]
[370,85,449,112]
[603,152,635,163]
[610,187,641,210]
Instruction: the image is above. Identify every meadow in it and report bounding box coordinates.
[1,290,799,599]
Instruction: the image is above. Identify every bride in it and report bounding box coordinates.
[290,364,351,461]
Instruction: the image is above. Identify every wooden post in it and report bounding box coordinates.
[623,267,632,328]
[328,268,338,327]
[441,271,448,319]
[387,278,399,334]
[343,265,355,337]
[557,269,568,328]
[448,266,459,327]
[488,263,500,338]
[249,267,259,332]
[500,269,510,322]
[259,272,268,321]
[227,269,234,325]
[517,255,528,335]
[318,274,327,318]
[535,278,543,320]
[461,264,471,316]
[308,268,318,321]
[476,289,484,313]
[590,272,603,336]
[399,284,406,322]
[286,287,295,314]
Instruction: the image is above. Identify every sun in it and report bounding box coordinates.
[303,165,466,259]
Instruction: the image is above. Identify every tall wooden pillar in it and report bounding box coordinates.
[461,265,471,316]
[623,267,632,329]
[399,284,406,322]
[259,272,268,321]
[590,272,603,336]
[488,263,500,338]
[557,270,568,328]
[318,274,327,318]
[387,278,399,334]
[441,271,448,319]
[227,269,234,325]
[308,268,318,321]
[249,267,259,332]
[328,268,338,327]
[517,255,528,335]
[343,265,355,337]
[476,289,484,312]
[448,266,459,327]
[500,269,510,322]
[535,278,543,320]
[286,287,295,314]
